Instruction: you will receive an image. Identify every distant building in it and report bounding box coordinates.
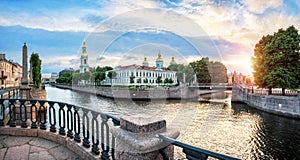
[0,54,22,89]
[104,51,177,86]
[79,39,89,73]
[59,68,74,77]
[228,71,253,85]
[49,72,59,83]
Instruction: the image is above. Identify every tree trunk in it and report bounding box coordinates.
[268,87,272,95]
[282,88,285,96]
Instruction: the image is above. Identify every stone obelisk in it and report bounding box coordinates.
[20,42,31,99]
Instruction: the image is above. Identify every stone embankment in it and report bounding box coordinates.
[231,85,300,119]
[51,84,199,100]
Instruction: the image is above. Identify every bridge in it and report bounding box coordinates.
[0,98,239,160]
[189,83,233,90]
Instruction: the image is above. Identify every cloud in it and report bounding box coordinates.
[41,55,79,72]
[243,0,283,14]
[2,0,300,75]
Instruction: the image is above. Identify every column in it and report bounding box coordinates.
[20,42,31,99]
[21,43,28,84]
[111,115,179,160]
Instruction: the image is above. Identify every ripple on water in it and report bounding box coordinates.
[46,86,300,159]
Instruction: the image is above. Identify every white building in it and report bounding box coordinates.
[104,52,177,86]
[79,40,89,73]
[49,72,58,83]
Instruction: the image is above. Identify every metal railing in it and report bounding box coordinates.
[0,98,240,160]
[0,98,120,159]
[0,88,19,98]
[158,135,240,160]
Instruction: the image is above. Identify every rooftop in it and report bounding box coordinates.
[116,64,174,72]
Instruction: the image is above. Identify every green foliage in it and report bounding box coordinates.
[107,71,116,79]
[156,76,162,84]
[96,66,113,72]
[188,57,228,84]
[164,78,174,84]
[252,25,300,94]
[189,58,211,83]
[57,66,113,85]
[207,61,228,83]
[130,76,135,83]
[168,58,227,84]
[56,72,72,84]
[30,53,42,88]
[168,64,194,84]
[92,66,113,85]
[137,78,141,83]
[143,78,148,83]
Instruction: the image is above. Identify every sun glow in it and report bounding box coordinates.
[222,56,253,75]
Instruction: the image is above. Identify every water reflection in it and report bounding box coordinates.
[46,86,300,159]
[232,103,300,159]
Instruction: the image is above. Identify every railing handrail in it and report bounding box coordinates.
[158,134,240,160]
[0,97,240,160]
[1,98,120,122]
[0,98,120,159]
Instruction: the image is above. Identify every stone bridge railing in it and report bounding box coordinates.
[0,98,239,160]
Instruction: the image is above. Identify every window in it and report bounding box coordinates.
[84,59,87,64]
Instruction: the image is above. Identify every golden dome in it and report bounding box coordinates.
[156,51,163,62]
[143,57,148,63]
[171,57,175,62]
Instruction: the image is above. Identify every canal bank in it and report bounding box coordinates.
[232,85,300,119]
[45,85,300,159]
[50,83,199,100]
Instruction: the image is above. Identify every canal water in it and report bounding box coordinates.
[46,85,300,159]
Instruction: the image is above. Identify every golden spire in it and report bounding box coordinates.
[81,35,87,56]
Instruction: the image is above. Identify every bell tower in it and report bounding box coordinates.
[79,39,89,73]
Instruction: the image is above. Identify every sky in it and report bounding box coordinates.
[1,0,300,75]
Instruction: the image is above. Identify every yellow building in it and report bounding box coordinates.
[0,54,22,89]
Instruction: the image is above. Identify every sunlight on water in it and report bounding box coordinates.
[46,86,300,159]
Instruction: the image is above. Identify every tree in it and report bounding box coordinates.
[164,78,174,84]
[94,72,105,84]
[168,64,194,84]
[143,78,148,84]
[130,76,135,84]
[208,61,228,83]
[30,53,42,88]
[252,35,273,93]
[137,78,141,83]
[189,58,211,83]
[107,71,116,79]
[252,26,300,95]
[107,71,116,85]
[56,72,72,84]
[156,76,162,84]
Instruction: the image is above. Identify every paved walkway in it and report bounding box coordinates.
[0,135,82,160]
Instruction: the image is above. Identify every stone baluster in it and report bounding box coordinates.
[111,114,179,160]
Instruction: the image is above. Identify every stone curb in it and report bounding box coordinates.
[0,126,98,160]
